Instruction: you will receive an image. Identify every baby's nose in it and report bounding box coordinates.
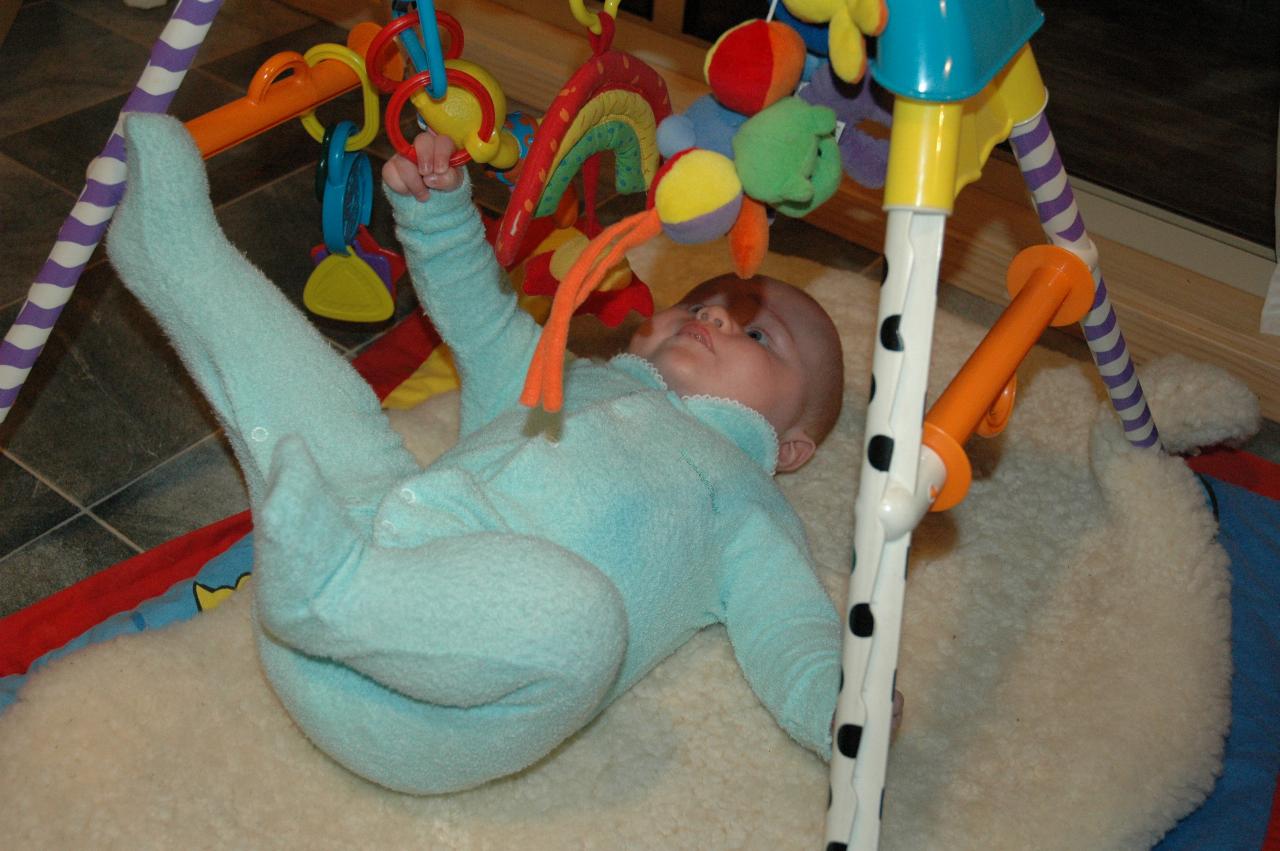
[698,305,733,330]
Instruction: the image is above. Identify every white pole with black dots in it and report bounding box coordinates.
[826,208,948,850]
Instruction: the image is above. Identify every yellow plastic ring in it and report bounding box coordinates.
[299,43,380,151]
[568,0,621,34]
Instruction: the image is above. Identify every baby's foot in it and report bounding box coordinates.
[107,114,224,310]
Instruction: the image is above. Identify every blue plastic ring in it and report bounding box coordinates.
[321,121,372,254]
[393,0,447,100]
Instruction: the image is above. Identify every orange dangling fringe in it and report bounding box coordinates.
[520,209,662,412]
[728,196,769,279]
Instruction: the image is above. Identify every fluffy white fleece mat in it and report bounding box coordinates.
[0,237,1258,849]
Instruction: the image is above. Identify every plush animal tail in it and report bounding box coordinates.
[520,209,662,412]
[729,195,769,279]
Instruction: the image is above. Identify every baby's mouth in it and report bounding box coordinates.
[677,321,714,352]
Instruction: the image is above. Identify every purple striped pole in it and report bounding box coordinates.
[1009,111,1160,450]
[0,0,224,423]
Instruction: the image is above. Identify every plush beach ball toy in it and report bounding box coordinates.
[704,19,807,116]
[653,149,743,244]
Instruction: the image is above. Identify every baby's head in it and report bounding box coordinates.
[627,274,843,472]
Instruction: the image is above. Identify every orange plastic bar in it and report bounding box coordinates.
[923,244,1094,510]
[184,22,393,158]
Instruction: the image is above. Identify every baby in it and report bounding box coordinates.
[106,115,846,796]
[385,132,845,471]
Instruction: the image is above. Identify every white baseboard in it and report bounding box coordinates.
[1071,178,1277,300]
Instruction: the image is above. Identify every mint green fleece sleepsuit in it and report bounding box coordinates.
[105,114,840,794]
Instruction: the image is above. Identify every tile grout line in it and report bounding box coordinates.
[1,429,237,563]
[0,512,89,566]
[2,447,87,513]
[0,149,92,315]
[0,447,145,561]
[80,429,234,517]
[83,509,145,554]
[56,0,319,56]
[0,150,80,202]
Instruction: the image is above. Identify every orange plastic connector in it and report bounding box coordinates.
[976,375,1017,438]
[185,22,393,158]
[923,244,1094,511]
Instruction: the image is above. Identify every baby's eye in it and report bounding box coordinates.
[687,303,703,314]
[747,327,769,345]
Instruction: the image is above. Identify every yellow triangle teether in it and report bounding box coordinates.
[303,252,395,323]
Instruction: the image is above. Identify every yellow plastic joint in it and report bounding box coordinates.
[883,98,964,212]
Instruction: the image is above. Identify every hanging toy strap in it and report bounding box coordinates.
[520,209,661,412]
[587,9,616,54]
[569,0,621,43]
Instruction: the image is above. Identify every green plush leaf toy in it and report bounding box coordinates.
[732,96,842,218]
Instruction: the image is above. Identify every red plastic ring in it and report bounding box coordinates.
[437,12,464,60]
[366,11,465,94]
[384,68,498,167]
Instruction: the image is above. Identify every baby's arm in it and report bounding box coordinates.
[718,506,842,758]
[383,134,542,433]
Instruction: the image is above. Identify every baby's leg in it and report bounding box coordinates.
[252,440,628,792]
[256,618,623,794]
[105,114,418,516]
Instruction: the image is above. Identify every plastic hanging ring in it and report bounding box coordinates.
[399,0,449,99]
[568,0,621,35]
[325,121,357,189]
[393,8,433,79]
[366,10,463,95]
[245,51,310,106]
[392,5,436,92]
[299,43,380,151]
[437,12,464,60]
[367,14,421,93]
[385,68,497,167]
[321,122,373,254]
[315,122,337,204]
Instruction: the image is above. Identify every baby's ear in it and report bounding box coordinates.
[776,429,817,473]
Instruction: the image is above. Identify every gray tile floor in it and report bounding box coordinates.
[0,0,1275,621]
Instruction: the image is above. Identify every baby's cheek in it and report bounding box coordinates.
[627,319,659,354]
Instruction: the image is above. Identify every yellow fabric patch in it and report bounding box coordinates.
[548,90,660,188]
[379,300,551,411]
[381,345,460,410]
[654,150,740,223]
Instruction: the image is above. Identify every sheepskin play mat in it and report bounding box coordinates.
[0,235,1265,849]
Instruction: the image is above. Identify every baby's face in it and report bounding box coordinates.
[626,277,828,441]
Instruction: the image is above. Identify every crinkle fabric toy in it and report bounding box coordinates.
[798,60,892,189]
[732,96,842,218]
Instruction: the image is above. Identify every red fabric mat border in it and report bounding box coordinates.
[0,312,441,677]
